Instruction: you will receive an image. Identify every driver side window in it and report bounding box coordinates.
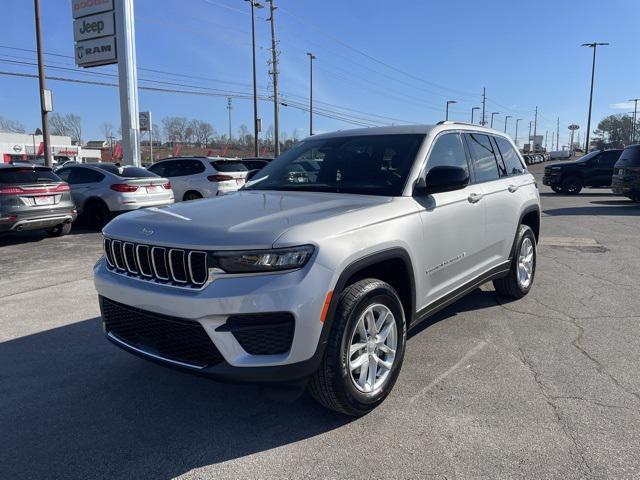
[426,133,469,175]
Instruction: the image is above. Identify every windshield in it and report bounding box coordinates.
[577,151,600,163]
[0,167,61,184]
[244,134,425,196]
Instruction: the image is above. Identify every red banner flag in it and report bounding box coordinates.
[173,144,182,156]
[36,142,44,156]
[221,146,229,156]
[113,143,123,159]
[206,149,213,156]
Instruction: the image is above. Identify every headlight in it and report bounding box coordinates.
[211,245,315,273]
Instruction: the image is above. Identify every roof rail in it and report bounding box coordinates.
[436,120,483,127]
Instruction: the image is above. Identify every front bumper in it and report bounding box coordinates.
[542,172,561,186]
[94,257,334,383]
[115,197,175,212]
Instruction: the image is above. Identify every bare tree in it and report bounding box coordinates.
[162,116,189,143]
[50,113,82,144]
[151,123,162,144]
[192,120,215,146]
[100,122,114,141]
[238,124,250,146]
[0,116,26,133]
[265,124,275,148]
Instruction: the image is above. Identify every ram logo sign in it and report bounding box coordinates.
[75,37,117,67]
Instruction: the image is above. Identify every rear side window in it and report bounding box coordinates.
[495,137,526,175]
[147,161,172,177]
[66,168,105,184]
[425,133,469,174]
[598,150,622,167]
[0,167,61,184]
[464,133,501,182]
[616,147,640,167]
[211,161,248,172]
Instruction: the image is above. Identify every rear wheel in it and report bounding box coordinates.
[562,176,582,195]
[183,191,202,201]
[46,222,72,237]
[308,278,406,416]
[84,200,111,229]
[493,224,537,299]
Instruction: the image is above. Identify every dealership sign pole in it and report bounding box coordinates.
[73,0,141,166]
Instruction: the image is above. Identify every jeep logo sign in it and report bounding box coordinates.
[72,0,113,19]
[75,37,117,67]
[73,11,115,42]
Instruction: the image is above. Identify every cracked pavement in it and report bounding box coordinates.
[1,162,640,479]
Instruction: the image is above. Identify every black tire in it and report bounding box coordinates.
[551,185,563,194]
[561,176,582,195]
[493,224,537,299]
[46,222,72,237]
[308,278,407,416]
[183,191,202,201]
[84,200,111,229]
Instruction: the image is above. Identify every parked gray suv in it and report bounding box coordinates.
[0,163,76,236]
[94,123,541,415]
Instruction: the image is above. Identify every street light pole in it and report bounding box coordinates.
[246,0,263,157]
[33,0,52,167]
[629,98,639,144]
[504,115,512,133]
[581,42,609,152]
[490,112,499,128]
[528,121,532,152]
[515,118,522,145]
[445,100,457,121]
[307,52,315,136]
[471,107,480,124]
[267,0,280,156]
[227,97,232,143]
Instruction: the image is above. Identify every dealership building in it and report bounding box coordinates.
[0,132,102,164]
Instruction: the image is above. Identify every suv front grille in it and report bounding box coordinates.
[103,237,209,289]
[101,296,224,368]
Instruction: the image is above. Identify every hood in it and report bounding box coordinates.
[545,160,583,169]
[103,190,393,249]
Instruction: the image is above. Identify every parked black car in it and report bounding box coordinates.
[611,144,640,202]
[542,149,623,194]
[0,163,76,236]
[241,157,273,180]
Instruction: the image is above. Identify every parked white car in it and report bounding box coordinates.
[147,157,248,201]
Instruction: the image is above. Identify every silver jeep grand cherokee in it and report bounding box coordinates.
[94,123,540,415]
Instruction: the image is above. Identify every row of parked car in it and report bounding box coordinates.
[543,144,640,201]
[0,156,272,236]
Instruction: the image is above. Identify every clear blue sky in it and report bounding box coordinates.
[1,0,639,147]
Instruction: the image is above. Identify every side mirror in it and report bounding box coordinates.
[414,166,469,196]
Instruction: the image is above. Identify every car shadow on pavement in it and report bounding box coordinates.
[408,288,502,339]
[0,225,99,247]
[538,191,614,198]
[0,318,353,479]
[543,204,640,217]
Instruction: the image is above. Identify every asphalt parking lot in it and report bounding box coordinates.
[2,162,640,480]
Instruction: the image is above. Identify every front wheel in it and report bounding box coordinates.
[562,176,582,195]
[308,279,407,416]
[493,224,537,299]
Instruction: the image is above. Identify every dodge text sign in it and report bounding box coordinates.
[75,36,117,67]
[72,0,114,19]
[73,11,115,42]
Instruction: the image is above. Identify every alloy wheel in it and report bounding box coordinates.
[517,237,535,289]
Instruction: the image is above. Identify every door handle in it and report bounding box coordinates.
[467,193,483,203]
[508,184,519,193]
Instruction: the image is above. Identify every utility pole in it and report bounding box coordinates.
[528,121,533,152]
[544,130,548,151]
[34,0,52,167]
[504,115,512,133]
[471,107,480,124]
[581,42,609,152]
[515,118,522,145]
[267,0,280,156]
[481,87,486,126]
[246,0,263,157]
[533,106,538,141]
[551,130,555,150]
[227,97,232,143]
[629,98,639,144]
[556,117,560,151]
[307,52,316,136]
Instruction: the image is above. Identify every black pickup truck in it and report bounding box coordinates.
[543,149,623,194]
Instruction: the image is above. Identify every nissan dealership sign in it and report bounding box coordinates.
[72,0,117,67]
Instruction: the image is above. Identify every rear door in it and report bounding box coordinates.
[593,150,621,186]
[57,167,105,213]
[463,133,515,267]
[415,132,487,306]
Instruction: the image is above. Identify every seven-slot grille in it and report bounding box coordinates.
[103,237,209,288]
